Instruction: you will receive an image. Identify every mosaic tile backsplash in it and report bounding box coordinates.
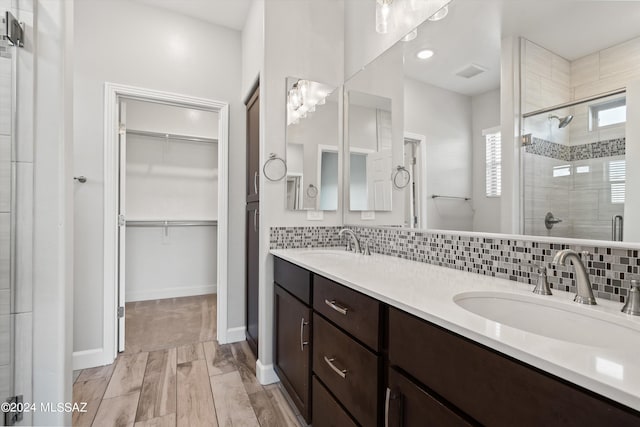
[270,226,640,303]
[525,136,625,161]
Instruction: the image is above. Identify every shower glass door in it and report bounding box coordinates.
[521,91,627,241]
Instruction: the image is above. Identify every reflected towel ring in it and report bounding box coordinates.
[263,153,288,181]
[392,166,410,189]
[307,184,318,198]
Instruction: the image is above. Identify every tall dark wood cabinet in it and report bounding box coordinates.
[245,83,260,357]
[246,86,260,203]
[246,202,259,355]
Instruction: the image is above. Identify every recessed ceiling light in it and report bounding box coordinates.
[428,5,449,21]
[416,49,434,60]
[401,28,418,42]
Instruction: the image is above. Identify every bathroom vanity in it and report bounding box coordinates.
[271,249,640,426]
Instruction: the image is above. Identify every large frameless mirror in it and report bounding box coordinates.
[285,77,340,211]
[341,0,640,244]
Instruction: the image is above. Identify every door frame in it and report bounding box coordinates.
[404,132,428,228]
[103,82,230,362]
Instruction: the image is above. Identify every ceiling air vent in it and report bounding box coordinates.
[455,63,487,79]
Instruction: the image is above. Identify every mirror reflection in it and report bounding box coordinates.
[285,77,339,211]
[343,0,640,243]
[348,91,393,211]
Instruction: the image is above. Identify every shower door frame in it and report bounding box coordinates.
[102,83,230,365]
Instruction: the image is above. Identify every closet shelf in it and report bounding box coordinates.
[127,129,218,144]
[126,220,218,227]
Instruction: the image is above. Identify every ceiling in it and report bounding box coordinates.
[402,0,640,96]
[133,0,252,30]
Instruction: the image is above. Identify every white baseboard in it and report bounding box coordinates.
[256,359,279,385]
[125,284,217,302]
[225,326,246,343]
[73,348,114,371]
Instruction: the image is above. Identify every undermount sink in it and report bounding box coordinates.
[454,291,640,348]
[302,249,362,257]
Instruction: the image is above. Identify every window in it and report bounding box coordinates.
[590,97,626,130]
[609,160,626,204]
[553,165,571,177]
[484,127,501,197]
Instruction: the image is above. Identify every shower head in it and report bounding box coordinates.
[548,114,573,129]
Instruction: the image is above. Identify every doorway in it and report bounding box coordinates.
[103,83,229,361]
[404,132,427,228]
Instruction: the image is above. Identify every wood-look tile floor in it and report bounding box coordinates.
[73,295,304,427]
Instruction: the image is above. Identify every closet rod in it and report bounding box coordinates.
[126,129,218,144]
[126,220,218,227]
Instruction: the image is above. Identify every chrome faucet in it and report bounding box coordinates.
[338,228,361,254]
[552,250,597,305]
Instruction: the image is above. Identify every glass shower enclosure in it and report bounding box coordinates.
[521,91,627,241]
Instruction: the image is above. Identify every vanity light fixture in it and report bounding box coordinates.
[428,5,449,21]
[376,0,394,34]
[416,49,434,59]
[401,28,418,42]
[287,79,331,126]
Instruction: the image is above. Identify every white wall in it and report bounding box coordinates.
[242,0,264,97]
[259,0,344,382]
[404,78,474,231]
[125,226,217,302]
[33,0,74,424]
[471,89,501,232]
[344,0,451,79]
[73,0,244,355]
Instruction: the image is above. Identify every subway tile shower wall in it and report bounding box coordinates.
[270,226,640,303]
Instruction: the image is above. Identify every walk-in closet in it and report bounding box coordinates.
[121,99,219,352]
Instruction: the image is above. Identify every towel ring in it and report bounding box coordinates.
[307,184,318,198]
[263,153,288,182]
[392,166,410,189]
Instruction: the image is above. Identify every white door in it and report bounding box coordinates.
[117,100,127,352]
[367,149,392,211]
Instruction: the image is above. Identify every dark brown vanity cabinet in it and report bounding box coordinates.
[275,257,640,426]
[386,367,473,427]
[274,259,312,423]
[388,307,640,427]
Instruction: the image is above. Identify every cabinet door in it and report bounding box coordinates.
[274,285,312,423]
[246,202,259,356]
[386,368,473,427]
[246,84,260,202]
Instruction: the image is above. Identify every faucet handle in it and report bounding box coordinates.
[622,280,640,316]
[362,240,372,256]
[521,261,552,295]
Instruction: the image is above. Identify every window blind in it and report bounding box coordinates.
[609,160,626,204]
[484,128,501,197]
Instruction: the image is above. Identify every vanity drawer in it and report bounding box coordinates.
[313,313,379,427]
[313,274,381,350]
[388,307,640,427]
[312,376,358,427]
[387,367,473,427]
[274,257,312,305]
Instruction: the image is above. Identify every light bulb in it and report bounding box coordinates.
[428,5,448,21]
[376,0,394,34]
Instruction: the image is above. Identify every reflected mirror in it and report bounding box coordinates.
[343,0,640,244]
[348,91,393,211]
[285,77,339,211]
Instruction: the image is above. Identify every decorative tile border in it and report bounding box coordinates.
[525,137,625,161]
[525,137,570,161]
[270,226,640,303]
[571,138,625,161]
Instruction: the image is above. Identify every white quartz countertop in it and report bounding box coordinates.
[270,247,640,412]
